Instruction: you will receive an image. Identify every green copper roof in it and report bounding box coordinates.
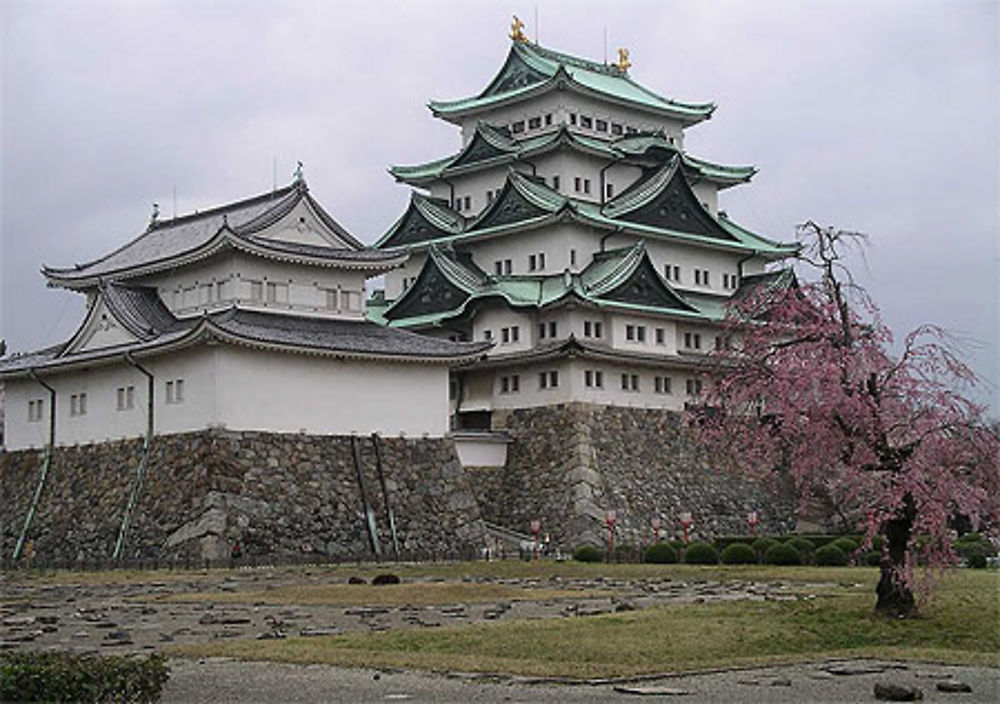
[378,166,794,257]
[390,125,753,188]
[429,42,715,124]
[382,241,706,328]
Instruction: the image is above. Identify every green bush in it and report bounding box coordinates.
[765,542,801,566]
[785,536,816,554]
[669,540,687,552]
[720,542,756,565]
[955,534,997,560]
[0,651,168,703]
[832,537,859,554]
[612,543,639,563]
[643,543,678,564]
[814,544,848,566]
[863,551,882,567]
[961,544,989,569]
[684,541,719,565]
[752,537,777,556]
[573,545,604,563]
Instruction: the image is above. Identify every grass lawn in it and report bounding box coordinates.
[167,566,999,678]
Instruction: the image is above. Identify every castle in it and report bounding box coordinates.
[0,24,796,563]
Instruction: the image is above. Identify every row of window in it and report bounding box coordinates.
[665,264,739,290]
[503,110,659,142]
[527,252,547,271]
[484,326,522,344]
[26,379,185,422]
[496,370,703,395]
[173,280,362,312]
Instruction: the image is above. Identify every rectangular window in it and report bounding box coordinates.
[266,282,277,302]
[630,374,640,392]
[549,370,559,388]
[569,113,577,125]
[655,376,672,394]
[594,321,603,338]
[504,259,512,274]
[487,190,494,204]
[626,126,638,134]
[117,385,135,411]
[511,375,520,392]
[686,378,703,396]
[626,324,635,341]
[683,333,702,350]
[545,113,553,126]
[606,183,614,198]
[501,376,510,393]
[341,290,360,311]
[495,261,503,275]
[656,328,665,344]
[528,254,537,271]
[201,283,213,304]
[501,327,510,343]
[574,176,581,192]
[539,372,548,389]
[454,198,462,212]
[325,289,338,309]
[552,175,560,191]
[512,121,525,134]
[621,373,629,390]
[538,322,546,340]
[570,249,577,266]
[595,119,608,132]
[70,392,87,416]
[216,280,226,301]
[594,370,603,388]
[483,329,493,341]
[664,265,681,282]
[584,321,592,337]
[583,179,591,194]
[28,399,43,423]
[250,281,263,301]
[694,269,710,286]
[548,321,557,338]
[511,326,520,342]
[611,123,623,135]
[464,196,471,211]
[585,370,593,387]
[528,116,541,129]
[655,377,662,394]
[580,115,593,129]
[636,326,646,343]
[538,252,546,269]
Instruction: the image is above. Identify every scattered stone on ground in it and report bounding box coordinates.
[937,680,973,693]
[874,681,924,701]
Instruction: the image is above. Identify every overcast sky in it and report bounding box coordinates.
[2,0,997,413]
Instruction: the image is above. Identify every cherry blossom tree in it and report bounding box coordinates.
[694,222,1000,617]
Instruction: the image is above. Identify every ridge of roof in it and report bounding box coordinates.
[602,157,681,219]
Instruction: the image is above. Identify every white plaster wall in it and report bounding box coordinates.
[147,252,367,320]
[605,234,744,296]
[214,346,450,437]
[609,314,677,356]
[464,223,601,276]
[452,435,509,467]
[691,181,719,216]
[384,252,427,302]
[254,198,356,249]
[472,307,533,353]
[2,347,218,451]
[75,299,138,352]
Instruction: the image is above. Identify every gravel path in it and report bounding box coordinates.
[162,657,1000,703]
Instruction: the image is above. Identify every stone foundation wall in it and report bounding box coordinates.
[1,430,484,564]
[489,403,796,549]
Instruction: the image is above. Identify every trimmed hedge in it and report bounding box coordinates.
[0,651,169,703]
[752,537,777,556]
[785,537,816,556]
[832,537,860,555]
[684,541,719,565]
[765,543,801,566]
[643,543,678,564]
[814,544,848,566]
[573,545,604,563]
[720,543,756,565]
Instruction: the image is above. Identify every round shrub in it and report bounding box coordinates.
[752,537,777,556]
[863,551,882,567]
[765,542,801,566]
[573,545,604,563]
[720,542,756,565]
[643,543,678,564]
[964,545,988,569]
[669,540,687,552]
[814,544,848,566]
[786,537,816,554]
[684,541,719,565]
[832,537,860,555]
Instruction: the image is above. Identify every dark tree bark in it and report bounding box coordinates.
[874,494,917,617]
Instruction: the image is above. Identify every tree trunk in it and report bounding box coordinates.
[874,494,917,617]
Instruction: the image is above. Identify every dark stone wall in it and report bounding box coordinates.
[488,403,796,549]
[1,431,484,564]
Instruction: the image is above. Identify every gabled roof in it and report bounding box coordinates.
[375,192,466,248]
[382,241,704,328]
[377,167,796,257]
[390,125,754,189]
[44,180,405,290]
[0,287,491,377]
[428,41,715,125]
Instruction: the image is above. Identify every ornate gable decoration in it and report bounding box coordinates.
[617,167,737,241]
[599,256,696,312]
[381,197,462,248]
[481,48,547,98]
[470,180,548,232]
[384,257,470,321]
[451,131,514,169]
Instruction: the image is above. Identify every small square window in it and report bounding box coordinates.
[569,113,577,125]
[626,325,635,341]
[548,321,557,338]
[549,370,559,387]
[606,183,614,198]
[611,123,623,135]
[637,326,646,343]
[626,126,638,134]
[580,115,593,128]
[656,328,665,344]
[502,328,510,343]
[594,322,603,338]
[512,121,525,134]
[528,116,541,129]
[595,119,607,132]
[484,329,493,341]
[545,113,553,125]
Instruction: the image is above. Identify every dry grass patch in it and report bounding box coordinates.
[169,570,999,679]
[152,581,610,606]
